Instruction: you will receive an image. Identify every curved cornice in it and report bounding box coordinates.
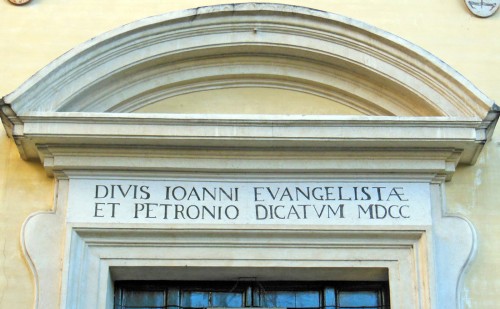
[0,3,498,175]
[0,3,495,117]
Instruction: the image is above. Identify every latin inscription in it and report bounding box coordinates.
[67,180,431,225]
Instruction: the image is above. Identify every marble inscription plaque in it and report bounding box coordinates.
[67,179,432,225]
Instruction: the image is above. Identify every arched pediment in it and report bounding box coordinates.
[0,3,498,176]
[1,3,495,117]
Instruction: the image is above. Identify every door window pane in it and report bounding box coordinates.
[115,281,388,309]
[262,291,296,307]
[212,292,244,307]
[338,291,379,309]
[181,291,209,308]
[324,288,336,309]
[261,290,320,308]
[296,291,320,308]
[118,290,165,309]
[181,290,244,308]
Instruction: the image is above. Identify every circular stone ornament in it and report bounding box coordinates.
[465,0,500,17]
[8,0,31,5]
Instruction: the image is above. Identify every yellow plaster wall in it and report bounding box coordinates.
[0,126,53,308]
[0,1,498,308]
[446,138,500,308]
[135,88,364,115]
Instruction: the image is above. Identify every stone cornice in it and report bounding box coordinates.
[5,112,491,180]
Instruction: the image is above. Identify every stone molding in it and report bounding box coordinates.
[0,3,495,117]
[63,225,429,308]
[0,4,498,175]
[9,113,497,180]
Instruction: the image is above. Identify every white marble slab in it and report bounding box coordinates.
[67,179,431,226]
